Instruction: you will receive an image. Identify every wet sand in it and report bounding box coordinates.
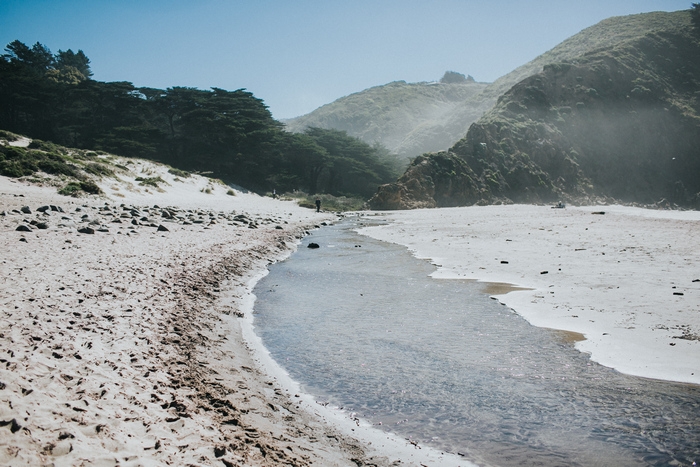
[359,204,700,385]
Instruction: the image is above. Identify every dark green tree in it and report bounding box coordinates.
[691,3,700,37]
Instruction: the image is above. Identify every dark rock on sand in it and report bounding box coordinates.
[157,225,169,232]
[15,225,32,232]
[308,243,320,249]
[77,227,95,234]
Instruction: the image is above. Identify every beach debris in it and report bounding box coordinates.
[501,260,509,264]
[592,211,606,215]
[540,270,549,274]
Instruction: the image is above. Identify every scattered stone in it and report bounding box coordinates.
[673,292,684,296]
[19,237,27,243]
[77,227,95,234]
[275,225,283,230]
[37,205,50,212]
[592,211,606,215]
[157,225,169,232]
[540,270,549,274]
[15,225,31,232]
[20,206,31,214]
[307,243,320,249]
[35,222,49,230]
[501,260,509,264]
[0,419,22,433]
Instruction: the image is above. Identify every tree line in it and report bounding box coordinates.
[0,40,401,197]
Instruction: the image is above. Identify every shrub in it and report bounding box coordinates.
[80,180,102,194]
[36,154,80,177]
[58,182,82,196]
[0,160,30,177]
[58,180,102,196]
[135,176,164,187]
[28,139,65,154]
[84,162,114,177]
[168,167,190,178]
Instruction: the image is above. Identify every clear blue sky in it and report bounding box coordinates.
[0,0,692,119]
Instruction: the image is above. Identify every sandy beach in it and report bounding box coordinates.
[0,156,471,467]
[2,149,699,466]
[359,204,700,386]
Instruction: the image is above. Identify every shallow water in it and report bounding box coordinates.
[253,218,700,467]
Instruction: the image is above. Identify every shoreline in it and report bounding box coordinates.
[358,204,700,386]
[0,171,471,466]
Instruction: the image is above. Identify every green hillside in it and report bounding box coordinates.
[286,12,696,165]
[284,78,491,161]
[370,10,700,210]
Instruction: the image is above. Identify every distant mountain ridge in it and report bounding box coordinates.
[284,79,491,160]
[286,10,696,171]
[369,10,700,209]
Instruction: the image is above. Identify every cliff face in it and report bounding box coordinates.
[370,10,700,210]
[368,152,484,210]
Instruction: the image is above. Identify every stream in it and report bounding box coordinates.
[252,218,700,467]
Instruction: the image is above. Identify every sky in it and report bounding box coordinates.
[0,0,692,119]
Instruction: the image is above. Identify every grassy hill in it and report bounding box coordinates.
[284,79,491,161]
[369,10,700,209]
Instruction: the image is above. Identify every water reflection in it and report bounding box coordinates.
[253,219,700,467]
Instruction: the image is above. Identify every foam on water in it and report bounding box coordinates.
[253,219,700,467]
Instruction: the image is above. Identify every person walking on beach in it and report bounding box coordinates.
[315,197,321,212]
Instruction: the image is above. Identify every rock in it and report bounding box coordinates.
[20,206,31,214]
[77,227,95,234]
[15,225,31,232]
[37,205,50,212]
[35,222,49,230]
[540,270,549,274]
[275,225,284,230]
[19,238,27,243]
[592,211,606,215]
[308,243,320,249]
[157,225,169,232]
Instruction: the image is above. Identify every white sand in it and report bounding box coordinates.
[0,156,470,466]
[358,204,700,386]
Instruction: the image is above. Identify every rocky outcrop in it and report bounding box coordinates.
[368,153,485,210]
[372,10,700,210]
